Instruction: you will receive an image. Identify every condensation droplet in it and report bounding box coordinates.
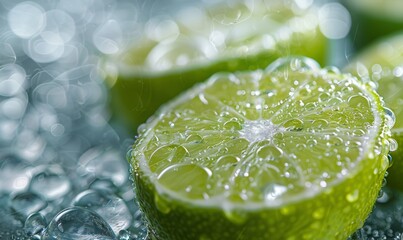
[10,191,47,218]
[318,3,351,39]
[257,145,283,160]
[42,207,116,240]
[8,2,46,39]
[0,64,26,97]
[216,155,239,166]
[283,118,304,131]
[266,57,320,73]
[346,189,359,202]
[29,169,71,200]
[0,43,17,65]
[263,183,287,201]
[384,107,396,129]
[72,189,132,234]
[348,95,369,108]
[223,119,242,130]
[93,19,123,54]
[24,212,47,237]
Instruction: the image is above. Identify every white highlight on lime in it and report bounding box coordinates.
[239,120,284,143]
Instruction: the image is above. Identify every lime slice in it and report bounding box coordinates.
[345,33,402,190]
[129,57,393,240]
[342,0,403,50]
[104,0,327,132]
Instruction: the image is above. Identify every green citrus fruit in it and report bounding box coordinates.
[129,57,393,240]
[345,33,402,190]
[104,0,327,132]
[342,0,403,50]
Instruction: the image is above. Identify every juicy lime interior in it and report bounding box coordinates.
[134,57,390,207]
[131,58,392,239]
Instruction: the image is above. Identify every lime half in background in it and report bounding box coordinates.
[342,0,403,50]
[103,0,327,132]
[129,57,393,240]
[345,34,403,191]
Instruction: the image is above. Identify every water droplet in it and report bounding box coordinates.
[145,17,179,42]
[389,138,398,152]
[223,119,242,130]
[346,189,359,202]
[72,189,132,234]
[29,168,71,200]
[0,156,31,194]
[24,212,47,236]
[0,64,26,97]
[10,191,47,218]
[387,154,393,168]
[42,207,116,240]
[348,95,369,108]
[93,19,122,54]
[208,1,253,25]
[318,3,351,39]
[8,2,46,39]
[0,43,16,65]
[216,155,239,166]
[146,36,217,71]
[384,107,395,129]
[118,229,131,240]
[311,119,328,129]
[186,134,203,143]
[318,92,330,102]
[78,147,129,187]
[257,145,283,160]
[266,57,320,73]
[158,164,211,199]
[263,183,287,201]
[283,118,304,131]
[149,144,189,173]
[223,206,248,224]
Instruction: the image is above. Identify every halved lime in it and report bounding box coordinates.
[104,0,327,132]
[342,0,403,50]
[129,57,393,240]
[345,33,402,190]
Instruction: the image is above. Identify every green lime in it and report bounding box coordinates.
[342,0,403,50]
[129,57,393,240]
[104,0,327,132]
[345,33,402,190]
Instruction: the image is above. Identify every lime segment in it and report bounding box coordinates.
[130,57,392,240]
[105,0,327,131]
[345,33,403,190]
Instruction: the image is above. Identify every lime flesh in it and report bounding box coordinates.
[105,0,327,132]
[345,33,403,190]
[130,57,392,240]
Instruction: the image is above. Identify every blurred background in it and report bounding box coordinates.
[0,0,402,239]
